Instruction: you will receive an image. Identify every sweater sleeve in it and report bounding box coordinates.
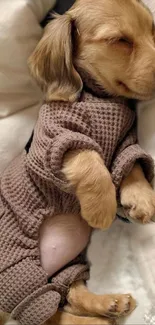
[45,130,103,191]
[27,102,103,191]
[111,125,154,190]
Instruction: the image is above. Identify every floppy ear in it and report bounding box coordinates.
[29,14,83,102]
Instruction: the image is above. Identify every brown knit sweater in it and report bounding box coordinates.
[0,76,154,325]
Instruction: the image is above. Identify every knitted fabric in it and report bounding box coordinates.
[0,74,154,325]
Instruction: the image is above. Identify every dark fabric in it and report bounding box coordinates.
[41,0,75,27]
[54,0,75,14]
[25,132,34,153]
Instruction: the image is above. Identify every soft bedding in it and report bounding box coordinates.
[0,0,56,173]
[0,0,155,324]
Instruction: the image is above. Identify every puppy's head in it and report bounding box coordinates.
[29,0,155,101]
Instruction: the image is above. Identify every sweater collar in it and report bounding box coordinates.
[77,68,110,98]
[77,68,135,109]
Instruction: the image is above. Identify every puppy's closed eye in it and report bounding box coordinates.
[152,22,155,43]
[108,36,133,53]
[117,37,132,45]
[152,21,155,35]
[108,36,133,46]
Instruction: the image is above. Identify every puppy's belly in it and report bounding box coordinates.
[39,213,91,277]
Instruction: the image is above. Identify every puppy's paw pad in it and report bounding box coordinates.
[116,294,136,316]
[108,300,118,313]
[105,294,136,317]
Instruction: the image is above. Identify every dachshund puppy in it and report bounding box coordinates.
[29,0,155,324]
[1,1,155,325]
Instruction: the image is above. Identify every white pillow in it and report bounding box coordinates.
[143,0,155,15]
[0,0,56,173]
[0,0,56,117]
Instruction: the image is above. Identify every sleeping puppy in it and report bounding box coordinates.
[30,0,155,225]
[1,0,155,324]
[29,0,155,323]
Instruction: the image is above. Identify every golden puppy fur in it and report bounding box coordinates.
[30,0,155,102]
[2,0,155,324]
[62,150,117,229]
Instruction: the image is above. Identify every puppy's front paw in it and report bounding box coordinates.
[63,149,117,229]
[121,183,155,223]
[78,172,117,229]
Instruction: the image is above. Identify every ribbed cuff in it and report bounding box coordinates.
[12,284,61,325]
[111,144,154,190]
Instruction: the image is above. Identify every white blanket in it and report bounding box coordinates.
[88,220,155,324]
[0,0,155,324]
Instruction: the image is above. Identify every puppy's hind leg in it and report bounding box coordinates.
[65,280,136,318]
[47,311,115,325]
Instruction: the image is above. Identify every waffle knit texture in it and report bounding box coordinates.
[0,73,154,325]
